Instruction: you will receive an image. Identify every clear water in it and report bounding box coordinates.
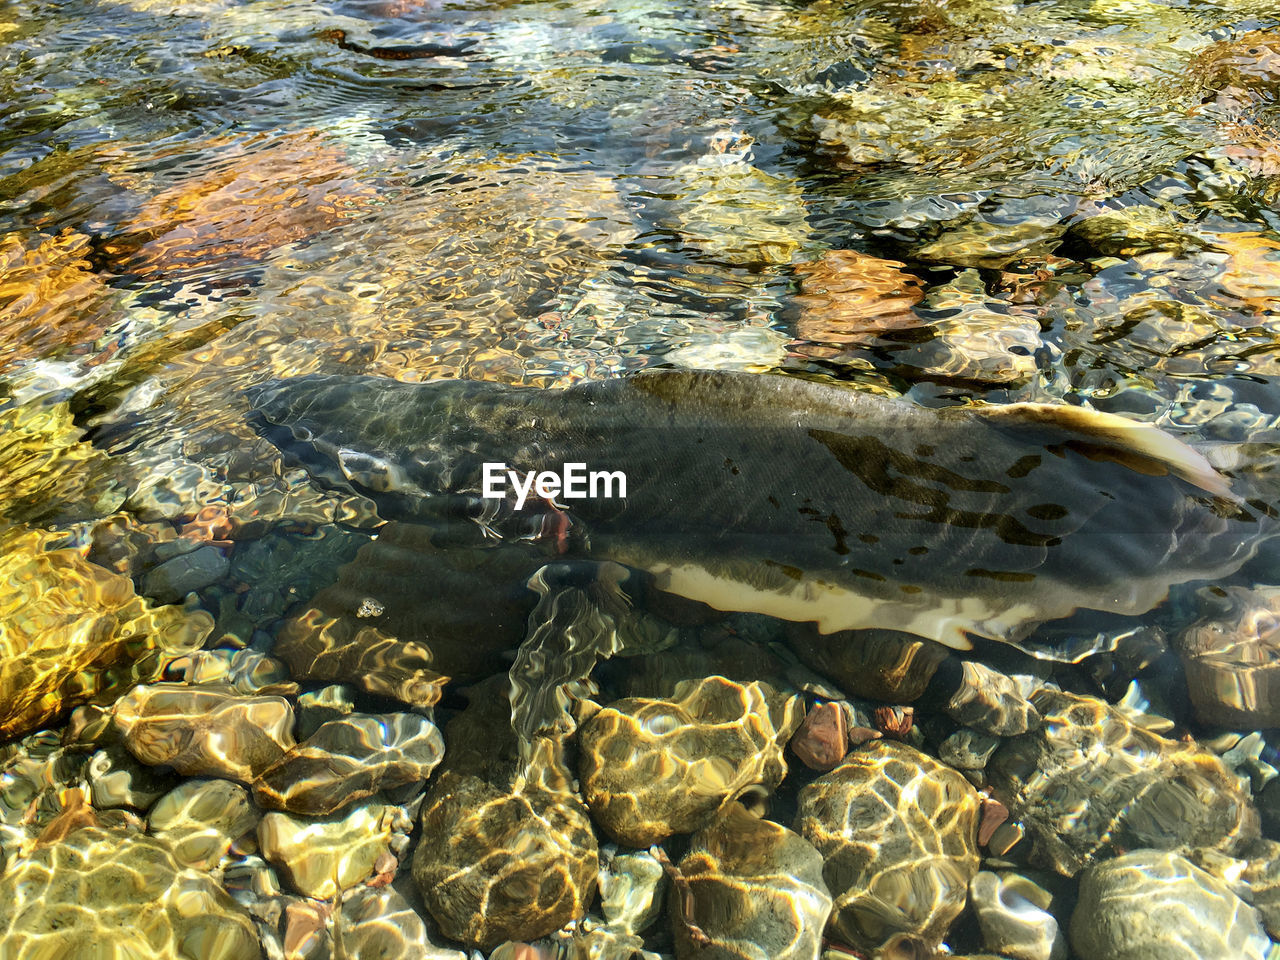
[3,0,1280,956]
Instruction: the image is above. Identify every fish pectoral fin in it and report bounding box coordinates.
[973,402,1236,500]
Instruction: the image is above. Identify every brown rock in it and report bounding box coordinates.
[790,701,848,771]
[988,690,1259,875]
[793,249,925,346]
[579,677,804,847]
[253,712,444,815]
[977,797,1010,848]
[114,683,296,784]
[0,526,211,740]
[1177,585,1280,728]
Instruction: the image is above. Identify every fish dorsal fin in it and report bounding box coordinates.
[971,402,1235,500]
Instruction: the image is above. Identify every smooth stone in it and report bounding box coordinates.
[282,898,328,960]
[252,712,444,816]
[664,327,789,372]
[221,854,284,908]
[578,676,804,846]
[795,740,980,955]
[1239,844,1280,940]
[274,521,527,700]
[0,526,211,740]
[1176,585,1280,728]
[987,690,1258,875]
[939,728,1002,771]
[340,885,467,960]
[663,153,813,266]
[599,846,666,936]
[790,701,849,771]
[969,870,1067,960]
[412,768,598,950]
[166,649,291,695]
[142,544,230,603]
[413,740,598,951]
[1070,850,1270,960]
[295,684,356,740]
[671,802,832,960]
[114,683,296,784]
[943,661,1040,736]
[88,742,179,810]
[0,826,261,959]
[1063,206,1203,259]
[258,802,393,899]
[148,779,258,870]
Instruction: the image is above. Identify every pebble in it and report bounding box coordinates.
[671,801,832,960]
[1176,585,1280,728]
[87,742,178,810]
[987,689,1258,875]
[969,871,1067,960]
[341,885,468,960]
[978,798,1011,848]
[599,845,666,936]
[795,740,980,955]
[0,528,211,741]
[258,802,394,899]
[148,778,258,870]
[295,684,356,740]
[790,701,849,771]
[413,739,597,950]
[939,728,1002,771]
[142,543,230,603]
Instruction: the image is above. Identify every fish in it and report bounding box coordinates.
[249,368,1268,656]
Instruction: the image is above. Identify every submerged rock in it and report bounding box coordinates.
[412,738,598,950]
[578,676,804,846]
[969,870,1067,960]
[275,521,536,700]
[893,269,1042,383]
[340,885,468,960]
[294,684,356,740]
[1190,31,1280,100]
[0,826,261,959]
[987,689,1258,875]
[101,130,375,279]
[141,544,231,604]
[0,528,211,740]
[792,249,926,346]
[1070,850,1271,960]
[670,802,832,960]
[87,742,179,811]
[790,700,849,771]
[148,779,258,871]
[663,149,812,266]
[599,846,666,937]
[1177,585,1280,728]
[253,712,444,816]
[114,683,296,784]
[787,626,1037,735]
[258,802,395,900]
[1063,206,1203,259]
[0,229,118,373]
[795,740,980,956]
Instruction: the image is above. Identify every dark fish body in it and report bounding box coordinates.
[250,369,1266,652]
